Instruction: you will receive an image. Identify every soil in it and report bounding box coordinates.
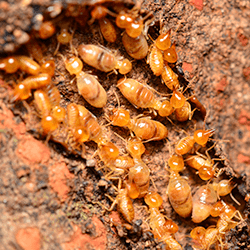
[0,0,250,250]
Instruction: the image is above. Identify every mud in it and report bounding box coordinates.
[0,0,250,249]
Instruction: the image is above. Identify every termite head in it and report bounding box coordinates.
[126,137,145,159]
[194,128,215,146]
[109,108,130,127]
[116,59,132,75]
[144,191,163,208]
[12,83,31,102]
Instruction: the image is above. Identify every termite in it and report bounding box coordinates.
[42,85,65,123]
[34,90,59,134]
[89,4,116,24]
[210,200,243,233]
[66,103,89,144]
[109,107,168,141]
[192,184,217,223]
[161,63,179,90]
[39,21,56,39]
[147,43,164,76]
[17,56,41,75]
[212,179,236,197]
[12,73,51,101]
[122,32,148,60]
[144,191,183,250]
[117,78,176,118]
[117,186,135,223]
[77,71,108,108]
[190,226,219,250]
[99,17,117,43]
[174,100,193,122]
[106,179,135,223]
[175,136,195,155]
[98,141,134,178]
[185,150,218,181]
[166,155,192,218]
[25,37,44,64]
[0,56,40,75]
[126,138,150,198]
[189,95,207,119]
[117,78,161,110]
[78,44,132,74]
[147,28,172,76]
[62,55,107,108]
[116,6,152,38]
[77,104,106,145]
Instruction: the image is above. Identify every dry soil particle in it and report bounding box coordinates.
[62,217,107,250]
[16,137,51,165]
[15,227,41,250]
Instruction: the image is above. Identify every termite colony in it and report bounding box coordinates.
[0,1,245,249]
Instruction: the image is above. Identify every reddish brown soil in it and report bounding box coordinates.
[0,0,250,250]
